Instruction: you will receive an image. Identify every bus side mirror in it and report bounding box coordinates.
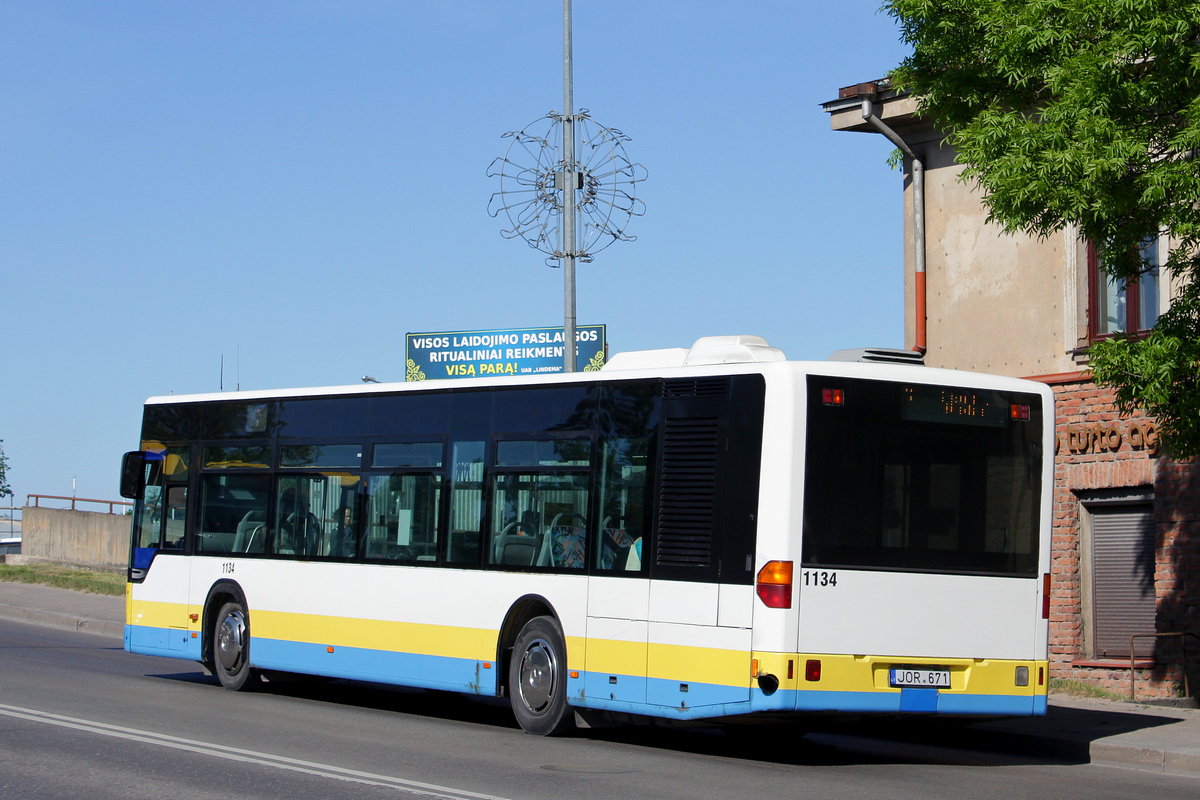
[120,451,146,500]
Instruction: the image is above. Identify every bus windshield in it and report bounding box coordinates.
[801,376,1043,577]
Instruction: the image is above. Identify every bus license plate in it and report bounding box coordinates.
[890,668,950,688]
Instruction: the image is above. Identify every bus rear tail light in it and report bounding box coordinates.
[822,388,844,406]
[805,660,821,682]
[1042,573,1051,619]
[756,560,793,608]
[1011,404,1030,421]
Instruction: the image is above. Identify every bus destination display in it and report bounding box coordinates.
[901,385,1008,428]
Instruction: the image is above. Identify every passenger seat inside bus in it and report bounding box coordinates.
[542,513,585,569]
[233,511,267,554]
[493,513,543,566]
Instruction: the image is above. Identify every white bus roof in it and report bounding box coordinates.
[145,335,1050,405]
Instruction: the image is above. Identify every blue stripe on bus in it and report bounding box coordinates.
[126,624,202,660]
[790,688,1043,716]
[900,687,939,712]
[578,693,755,720]
[644,675,750,709]
[252,637,498,694]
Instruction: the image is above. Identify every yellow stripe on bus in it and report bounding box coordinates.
[130,598,589,670]
[128,597,195,630]
[648,642,750,688]
[585,637,645,676]
[253,609,497,661]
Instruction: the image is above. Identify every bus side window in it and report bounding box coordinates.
[596,437,650,572]
[198,474,270,555]
[161,486,188,550]
[447,441,485,565]
[489,439,591,571]
[365,473,440,563]
[135,484,164,552]
[153,445,190,551]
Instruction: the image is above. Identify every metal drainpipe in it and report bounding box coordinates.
[861,98,927,354]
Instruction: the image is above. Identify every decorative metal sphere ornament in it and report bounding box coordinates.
[488,110,645,266]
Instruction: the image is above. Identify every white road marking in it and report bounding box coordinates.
[0,702,514,800]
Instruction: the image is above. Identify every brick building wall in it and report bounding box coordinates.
[1045,375,1199,699]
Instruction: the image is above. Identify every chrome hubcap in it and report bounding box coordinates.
[216,610,246,672]
[518,638,556,714]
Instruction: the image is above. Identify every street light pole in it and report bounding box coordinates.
[561,0,577,373]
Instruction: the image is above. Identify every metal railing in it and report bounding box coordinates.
[0,505,20,537]
[1129,631,1200,702]
[25,494,132,515]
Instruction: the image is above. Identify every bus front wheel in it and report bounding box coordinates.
[213,600,258,691]
[508,616,574,736]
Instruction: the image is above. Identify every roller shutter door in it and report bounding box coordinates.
[1091,506,1157,658]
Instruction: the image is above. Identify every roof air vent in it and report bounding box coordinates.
[683,335,786,366]
[827,348,925,366]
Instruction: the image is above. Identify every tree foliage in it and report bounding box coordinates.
[0,440,10,500]
[887,0,1200,457]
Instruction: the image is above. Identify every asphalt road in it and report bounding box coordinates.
[1,619,1196,800]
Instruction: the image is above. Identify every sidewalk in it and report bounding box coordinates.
[0,580,125,638]
[972,693,1200,775]
[0,579,1196,776]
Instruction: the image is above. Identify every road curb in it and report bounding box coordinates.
[955,727,1200,776]
[1091,741,1200,776]
[0,602,124,639]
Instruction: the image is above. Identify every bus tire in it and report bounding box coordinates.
[508,616,574,736]
[213,600,258,691]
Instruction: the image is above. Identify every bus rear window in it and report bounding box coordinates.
[801,376,1043,577]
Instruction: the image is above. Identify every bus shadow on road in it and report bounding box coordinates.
[579,718,1066,769]
[596,703,1188,769]
[148,669,1187,769]
[149,669,525,730]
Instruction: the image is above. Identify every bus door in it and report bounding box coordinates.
[122,447,193,655]
[585,429,652,708]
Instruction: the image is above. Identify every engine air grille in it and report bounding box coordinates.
[663,377,730,398]
[656,417,720,567]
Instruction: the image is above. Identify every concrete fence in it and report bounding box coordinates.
[20,506,130,569]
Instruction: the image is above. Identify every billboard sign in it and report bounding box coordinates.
[405,325,606,381]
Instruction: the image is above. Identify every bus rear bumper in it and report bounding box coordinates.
[779,688,1047,716]
[749,652,1049,717]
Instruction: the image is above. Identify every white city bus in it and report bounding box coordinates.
[120,335,1052,735]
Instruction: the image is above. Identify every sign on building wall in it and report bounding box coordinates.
[405,325,606,381]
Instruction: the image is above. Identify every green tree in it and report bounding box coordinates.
[887,0,1200,457]
[0,440,11,500]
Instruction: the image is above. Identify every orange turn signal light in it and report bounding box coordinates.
[756,560,793,609]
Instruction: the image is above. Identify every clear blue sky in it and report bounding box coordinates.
[0,1,908,507]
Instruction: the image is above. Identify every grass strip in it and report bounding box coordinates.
[0,563,125,596]
[1048,677,1128,702]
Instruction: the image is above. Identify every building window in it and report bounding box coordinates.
[1089,237,1162,338]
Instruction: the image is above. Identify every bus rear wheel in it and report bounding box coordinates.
[213,600,258,691]
[508,616,574,736]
